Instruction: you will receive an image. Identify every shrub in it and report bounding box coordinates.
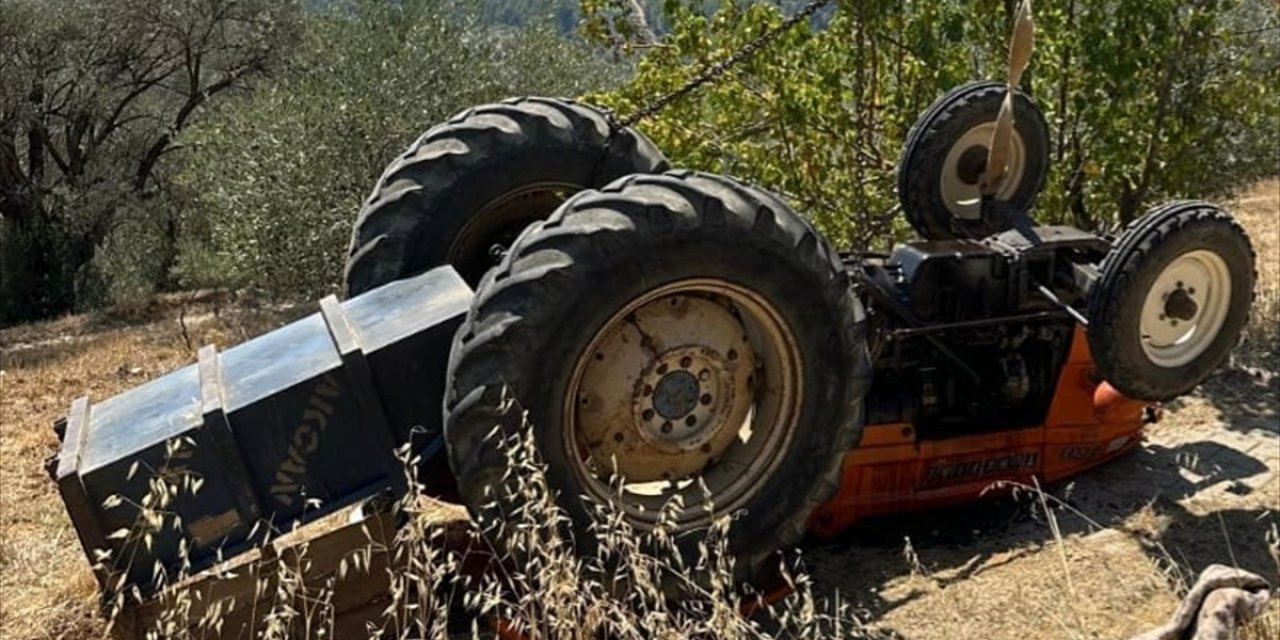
[585,0,1280,247]
[178,0,629,297]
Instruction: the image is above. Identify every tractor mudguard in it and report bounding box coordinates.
[48,266,471,596]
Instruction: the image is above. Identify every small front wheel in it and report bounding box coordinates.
[1087,201,1256,401]
[897,81,1050,239]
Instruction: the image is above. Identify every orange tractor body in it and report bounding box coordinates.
[810,327,1150,536]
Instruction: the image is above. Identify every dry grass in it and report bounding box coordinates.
[1,293,310,639]
[1,179,1276,640]
[73,426,868,640]
[1229,178,1280,368]
[1244,604,1280,640]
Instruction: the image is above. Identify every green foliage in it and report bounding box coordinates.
[0,0,301,324]
[584,0,1280,248]
[5,0,1275,321]
[1036,0,1280,228]
[178,0,628,297]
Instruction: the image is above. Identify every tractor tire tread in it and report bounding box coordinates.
[344,97,667,296]
[445,170,870,579]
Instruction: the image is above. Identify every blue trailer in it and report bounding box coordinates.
[49,266,471,595]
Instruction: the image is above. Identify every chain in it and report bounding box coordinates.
[613,0,836,131]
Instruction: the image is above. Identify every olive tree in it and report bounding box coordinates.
[176,0,628,296]
[0,0,301,323]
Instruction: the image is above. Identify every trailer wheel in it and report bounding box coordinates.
[344,97,668,295]
[898,81,1050,239]
[1088,201,1255,401]
[445,171,871,581]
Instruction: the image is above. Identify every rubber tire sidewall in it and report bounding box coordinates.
[1088,204,1255,401]
[898,82,1051,240]
[446,173,869,579]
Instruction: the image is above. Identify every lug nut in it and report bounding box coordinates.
[657,363,669,374]
[685,415,697,427]
[700,393,712,405]
[698,369,711,381]
[642,409,655,421]
[661,421,673,434]
[680,356,693,368]
[643,384,653,396]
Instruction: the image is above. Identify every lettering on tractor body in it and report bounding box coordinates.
[270,375,342,506]
[1059,444,1103,461]
[923,452,1039,485]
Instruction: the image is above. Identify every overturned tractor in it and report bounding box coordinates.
[49,2,1255,635]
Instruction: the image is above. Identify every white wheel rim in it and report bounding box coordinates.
[938,123,1027,220]
[563,279,802,529]
[1138,250,1232,368]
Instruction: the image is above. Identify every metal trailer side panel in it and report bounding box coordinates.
[50,266,472,596]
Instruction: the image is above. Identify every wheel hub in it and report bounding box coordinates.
[633,346,741,454]
[653,369,700,420]
[1163,286,1199,322]
[955,145,988,186]
[1139,250,1232,368]
[573,292,761,483]
[940,123,1027,220]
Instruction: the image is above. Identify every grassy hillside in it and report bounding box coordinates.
[1,180,1276,638]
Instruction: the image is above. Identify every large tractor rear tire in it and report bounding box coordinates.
[444,171,872,582]
[344,97,668,295]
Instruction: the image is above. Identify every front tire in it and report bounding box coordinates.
[444,171,871,580]
[897,81,1050,239]
[1087,201,1255,401]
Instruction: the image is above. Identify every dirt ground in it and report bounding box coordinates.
[805,367,1279,639]
[1,181,1277,639]
[807,180,1280,639]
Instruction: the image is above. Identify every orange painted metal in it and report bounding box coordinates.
[808,327,1149,537]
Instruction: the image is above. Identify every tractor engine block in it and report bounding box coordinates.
[863,240,1078,435]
